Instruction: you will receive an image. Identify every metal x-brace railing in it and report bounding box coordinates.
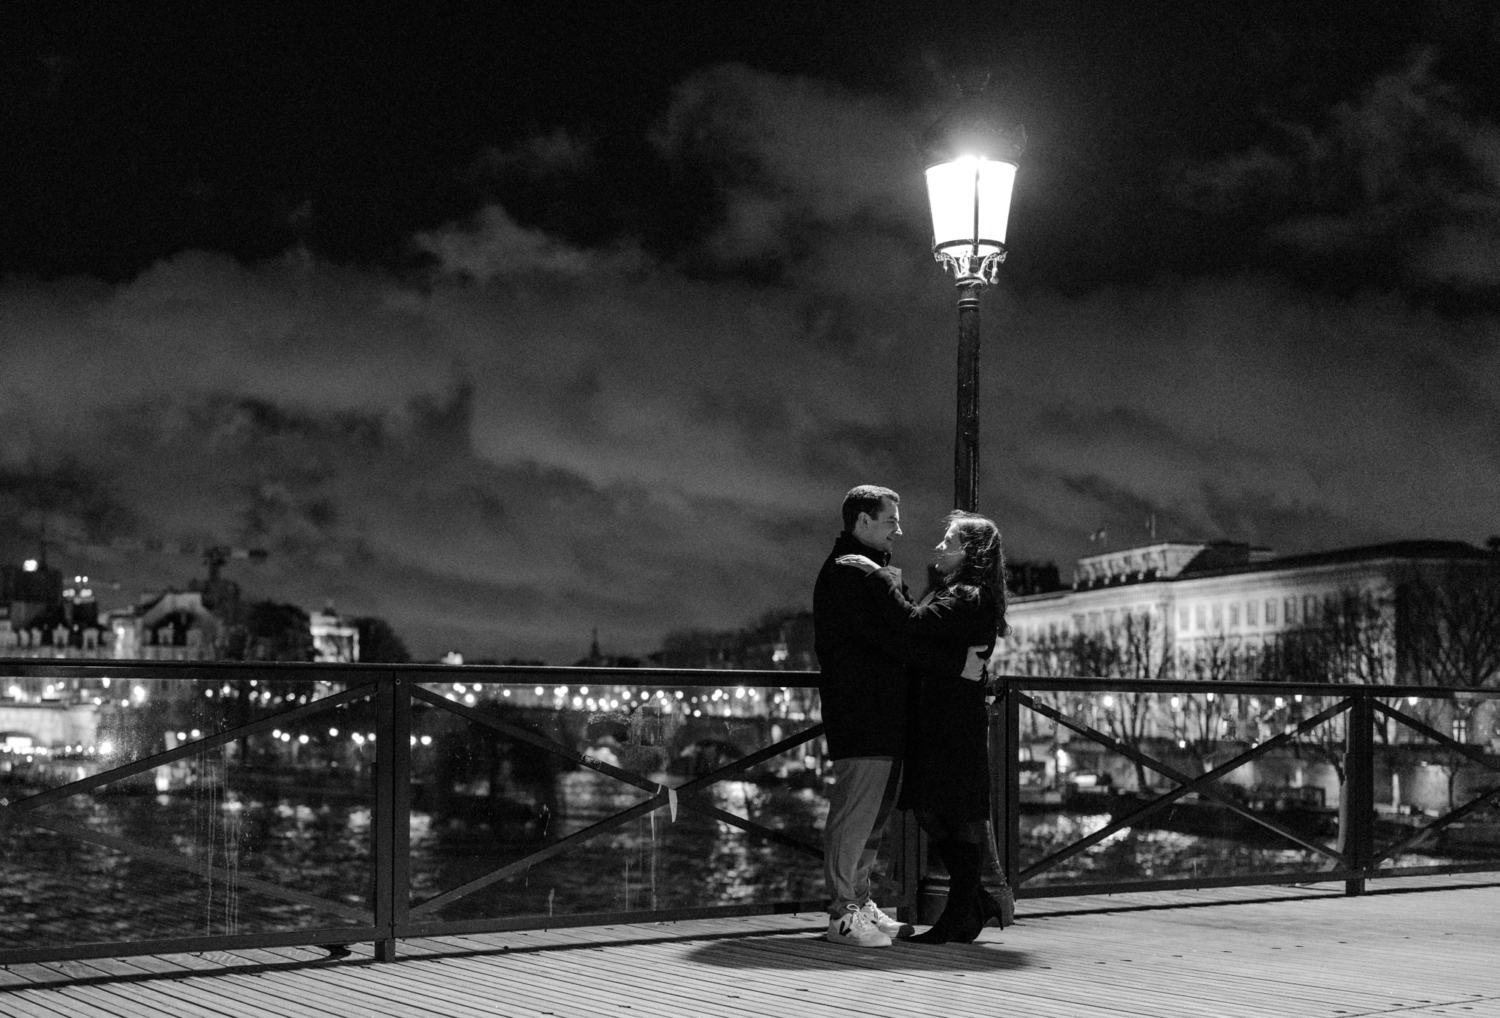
[408,685,826,916]
[0,682,380,923]
[1370,700,1500,866]
[1017,691,1354,883]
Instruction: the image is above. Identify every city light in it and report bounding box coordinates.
[329,728,339,737]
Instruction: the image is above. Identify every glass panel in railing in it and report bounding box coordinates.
[0,670,376,951]
[1372,693,1500,871]
[407,680,827,922]
[1017,688,1349,888]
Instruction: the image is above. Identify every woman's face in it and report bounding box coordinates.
[935,523,966,577]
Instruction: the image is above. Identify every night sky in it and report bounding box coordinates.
[2,3,1497,662]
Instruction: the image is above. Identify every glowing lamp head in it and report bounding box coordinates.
[920,101,1024,266]
[22,559,37,572]
[924,155,1019,260]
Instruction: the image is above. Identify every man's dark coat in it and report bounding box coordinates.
[813,532,965,759]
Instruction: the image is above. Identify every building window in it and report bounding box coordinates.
[1229,604,1240,628]
[1087,612,1100,633]
[1195,605,1206,631]
[1246,601,1257,626]
[1284,597,1297,625]
[1179,608,1190,632]
[1104,609,1116,630]
[1265,599,1276,625]
[1454,717,1470,744]
[1303,595,1317,622]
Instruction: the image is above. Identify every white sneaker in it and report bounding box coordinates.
[826,904,892,948]
[861,900,914,939]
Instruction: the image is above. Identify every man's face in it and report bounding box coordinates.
[856,498,902,554]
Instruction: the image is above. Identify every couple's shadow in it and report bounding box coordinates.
[687,928,1031,971]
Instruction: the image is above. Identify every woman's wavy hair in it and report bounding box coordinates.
[941,510,1010,638]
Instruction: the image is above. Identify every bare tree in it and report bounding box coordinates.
[1396,559,1500,689]
[1392,558,1500,806]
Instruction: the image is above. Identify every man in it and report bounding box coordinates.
[813,485,979,948]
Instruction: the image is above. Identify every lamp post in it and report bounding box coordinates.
[922,105,1024,512]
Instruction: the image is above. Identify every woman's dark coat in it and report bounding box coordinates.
[865,567,997,821]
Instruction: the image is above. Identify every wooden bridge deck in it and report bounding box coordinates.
[3,875,1499,1017]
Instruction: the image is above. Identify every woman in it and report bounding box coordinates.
[838,510,1009,944]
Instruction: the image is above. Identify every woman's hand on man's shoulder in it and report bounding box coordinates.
[835,554,881,575]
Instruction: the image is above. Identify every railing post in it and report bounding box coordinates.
[390,673,412,942]
[372,672,411,960]
[1344,691,1375,896]
[991,680,1020,893]
[373,673,395,961]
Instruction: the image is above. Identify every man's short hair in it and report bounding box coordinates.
[841,485,899,532]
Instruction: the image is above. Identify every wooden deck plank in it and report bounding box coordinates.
[205,970,415,1018]
[379,956,721,1018]
[66,980,232,1018]
[331,962,621,1018]
[117,977,295,1018]
[7,881,1500,1018]
[0,992,117,1018]
[402,952,806,1018]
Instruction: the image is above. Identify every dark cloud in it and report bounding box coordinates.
[2,57,1497,660]
[1174,49,1500,295]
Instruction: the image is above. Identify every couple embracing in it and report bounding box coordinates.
[813,484,1012,948]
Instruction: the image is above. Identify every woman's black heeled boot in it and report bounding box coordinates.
[911,841,985,945]
[908,840,956,944]
[978,885,1013,928]
[940,841,986,944]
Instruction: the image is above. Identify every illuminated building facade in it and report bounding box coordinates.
[999,540,1492,682]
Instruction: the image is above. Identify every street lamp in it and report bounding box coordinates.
[922,102,1024,512]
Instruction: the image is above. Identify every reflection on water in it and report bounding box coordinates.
[1022,811,1330,884]
[1021,809,1455,885]
[0,762,831,949]
[408,770,828,921]
[0,755,373,948]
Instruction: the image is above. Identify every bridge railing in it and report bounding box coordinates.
[991,676,1500,901]
[0,659,871,964]
[5,659,1500,963]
